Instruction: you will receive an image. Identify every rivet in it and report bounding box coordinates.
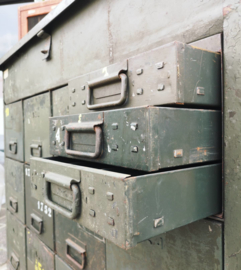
[107,217,115,226]
[136,68,143,75]
[52,126,56,131]
[154,217,164,228]
[72,102,76,107]
[81,85,85,90]
[137,88,143,95]
[89,209,95,217]
[131,146,138,153]
[61,126,65,131]
[82,100,86,105]
[112,123,118,130]
[112,144,118,151]
[41,172,45,178]
[197,87,205,95]
[157,84,165,91]
[130,122,138,131]
[106,192,114,201]
[34,170,37,175]
[52,141,56,145]
[72,88,75,93]
[174,149,183,158]
[156,62,164,69]
[60,141,65,147]
[88,187,95,195]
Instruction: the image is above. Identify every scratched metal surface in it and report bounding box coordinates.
[1,0,223,104]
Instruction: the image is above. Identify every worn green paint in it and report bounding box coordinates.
[52,86,69,117]
[24,92,52,163]
[55,255,72,270]
[26,228,55,270]
[107,219,223,270]
[7,210,26,270]
[55,212,106,270]
[5,158,25,224]
[4,101,24,162]
[25,164,55,251]
[50,106,221,171]
[30,157,221,249]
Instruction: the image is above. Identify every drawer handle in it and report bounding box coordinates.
[87,72,127,109]
[9,197,18,213]
[9,140,17,154]
[66,238,86,269]
[10,252,19,270]
[65,121,102,158]
[30,213,43,235]
[30,143,42,157]
[44,172,81,219]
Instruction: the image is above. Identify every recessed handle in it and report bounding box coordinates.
[9,197,18,213]
[10,252,19,270]
[87,72,127,109]
[44,172,81,219]
[66,238,86,269]
[65,121,103,158]
[30,143,42,157]
[9,140,17,154]
[30,213,43,235]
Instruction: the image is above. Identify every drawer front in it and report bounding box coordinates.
[50,107,221,171]
[55,255,72,270]
[5,158,25,224]
[52,86,69,117]
[69,42,221,114]
[4,101,24,162]
[106,219,223,270]
[27,228,55,270]
[55,212,106,270]
[25,165,54,251]
[7,210,26,270]
[30,157,221,249]
[24,92,51,163]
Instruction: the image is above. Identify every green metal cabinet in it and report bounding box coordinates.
[106,219,223,270]
[27,228,55,270]
[5,158,25,224]
[7,210,26,270]
[30,157,221,249]
[4,101,24,162]
[24,92,51,164]
[52,86,69,117]
[25,164,55,251]
[55,212,106,270]
[55,255,72,270]
[50,106,221,171]
[69,41,221,114]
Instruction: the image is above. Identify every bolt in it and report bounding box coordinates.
[72,102,76,107]
[82,100,86,105]
[72,88,75,93]
[52,140,56,145]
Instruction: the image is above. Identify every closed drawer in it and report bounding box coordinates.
[4,101,24,162]
[69,41,221,114]
[27,228,55,269]
[24,92,51,163]
[25,164,54,251]
[5,158,25,224]
[55,212,106,270]
[106,219,223,270]
[7,210,26,270]
[30,157,221,249]
[50,106,221,171]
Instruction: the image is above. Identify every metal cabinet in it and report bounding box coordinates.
[30,157,221,249]
[69,42,221,114]
[5,158,25,224]
[4,101,24,162]
[50,106,221,171]
[7,210,26,270]
[24,92,51,163]
[55,255,72,270]
[106,219,223,270]
[52,86,69,117]
[25,164,55,251]
[27,228,55,270]
[55,212,106,270]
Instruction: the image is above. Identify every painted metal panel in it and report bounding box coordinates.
[25,164,54,251]
[55,255,72,270]
[4,101,24,162]
[30,157,221,249]
[7,210,26,270]
[50,107,221,171]
[24,92,51,164]
[52,86,69,117]
[5,158,25,224]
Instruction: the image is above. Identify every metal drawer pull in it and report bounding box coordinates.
[44,172,81,219]
[9,140,17,154]
[9,197,18,213]
[30,213,43,235]
[30,143,42,157]
[10,252,19,270]
[87,72,127,109]
[66,238,86,269]
[65,121,103,158]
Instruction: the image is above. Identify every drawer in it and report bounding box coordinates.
[106,219,223,270]
[52,86,69,117]
[24,92,51,163]
[4,101,24,162]
[55,212,106,270]
[5,158,25,224]
[27,228,55,270]
[30,157,221,249]
[7,210,26,270]
[50,106,221,171]
[69,41,221,114]
[55,255,72,270]
[25,164,54,251]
